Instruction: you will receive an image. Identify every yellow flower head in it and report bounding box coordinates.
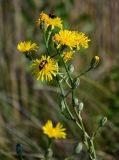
[74,32,90,49]
[37,12,62,29]
[17,41,38,53]
[42,120,67,139]
[32,55,59,81]
[62,51,74,61]
[52,30,90,50]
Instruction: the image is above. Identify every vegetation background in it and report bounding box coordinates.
[0,0,119,159]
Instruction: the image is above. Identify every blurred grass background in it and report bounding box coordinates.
[0,0,119,159]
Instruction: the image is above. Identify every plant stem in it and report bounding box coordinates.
[89,138,97,160]
[57,50,96,159]
[43,30,51,55]
[46,30,52,49]
[56,76,75,121]
[17,155,23,160]
[75,67,92,79]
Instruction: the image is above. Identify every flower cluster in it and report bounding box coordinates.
[16,12,101,159]
[17,12,91,81]
[42,120,67,139]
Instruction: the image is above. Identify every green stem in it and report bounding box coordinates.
[57,50,96,159]
[20,155,23,160]
[92,126,100,139]
[43,30,51,55]
[57,51,72,85]
[78,114,89,149]
[75,67,92,79]
[56,76,75,121]
[89,138,97,160]
[44,139,53,160]
[18,155,23,160]
[46,30,52,47]
[51,52,59,58]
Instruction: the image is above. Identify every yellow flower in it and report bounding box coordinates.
[74,32,90,49]
[37,12,62,29]
[52,30,76,49]
[42,120,67,139]
[17,41,38,53]
[32,55,59,81]
[52,29,90,50]
[62,51,74,61]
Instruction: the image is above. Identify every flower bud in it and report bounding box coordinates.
[99,116,107,127]
[60,99,66,111]
[47,148,53,158]
[78,102,84,112]
[74,98,79,106]
[73,78,80,89]
[68,64,74,74]
[16,144,23,157]
[25,52,37,60]
[90,56,100,69]
[75,142,83,154]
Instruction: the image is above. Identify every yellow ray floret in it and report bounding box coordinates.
[32,55,59,81]
[62,51,74,61]
[42,120,67,139]
[52,30,90,50]
[37,12,62,29]
[17,41,38,53]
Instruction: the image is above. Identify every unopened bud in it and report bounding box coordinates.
[75,142,83,154]
[74,98,79,106]
[73,78,80,89]
[99,116,107,127]
[68,64,74,74]
[60,100,66,111]
[78,102,84,112]
[90,56,100,69]
[16,144,23,157]
[25,52,37,60]
[47,148,53,158]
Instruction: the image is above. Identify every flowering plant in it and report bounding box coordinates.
[17,12,107,160]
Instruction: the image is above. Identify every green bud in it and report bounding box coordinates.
[90,56,100,69]
[68,64,74,74]
[74,142,83,154]
[25,52,37,60]
[16,144,23,157]
[99,116,107,127]
[74,98,79,106]
[78,102,84,112]
[73,78,80,89]
[47,148,53,158]
[60,100,66,111]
